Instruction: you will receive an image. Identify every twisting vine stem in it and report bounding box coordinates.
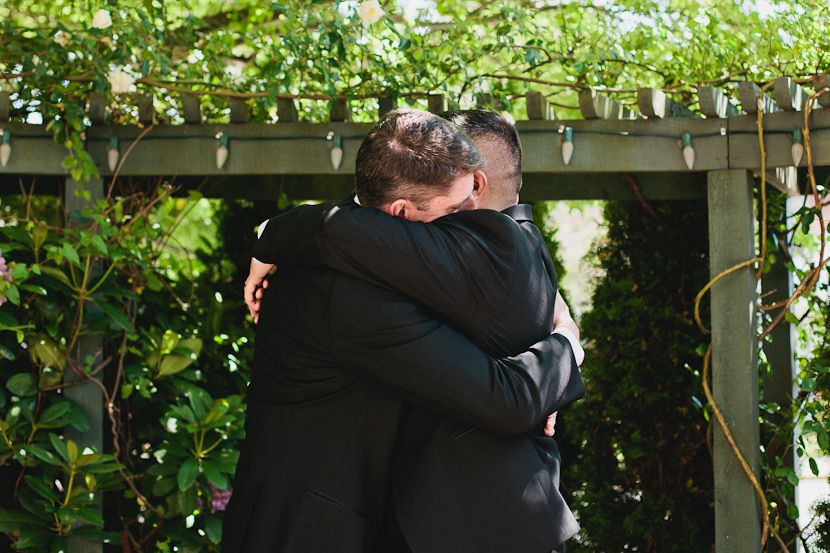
[695,85,830,552]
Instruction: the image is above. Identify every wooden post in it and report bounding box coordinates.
[329,98,351,122]
[64,177,105,553]
[526,92,552,121]
[427,94,447,114]
[378,97,397,117]
[707,169,761,553]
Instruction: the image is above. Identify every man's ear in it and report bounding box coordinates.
[472,170,488,202]
[385,199,414,220]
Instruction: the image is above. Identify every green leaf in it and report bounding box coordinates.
[809,457,819,476]
[152,476,177,497]
[65,403,90,432]
[31,339,66,371]
[817,427,830,451]
[205,513,223,544]
[202,460,229,489]
[157,353,197,377]
[177,457,200,491]
[82,462,125,474]
[7,372,38,397]
[0,342,16,361]
[27,444,63,467]
[74,453,103,467]
[39,266,73,289]
[0,309,21,328]
[89,235,108,256]
[19,283,48,296]
[14,526,54,549]
[66,439,78,464]
[24,475,60,502]
[48,433,70,463]
[93,299,135,333]
[39,401,72,426]
[74,507,105,527]
[60,242,81,267]
[177,486,199,516]
[0,509,45,531]
[71,524,122,544]
[31,224,48,254]
[5,285,20,306]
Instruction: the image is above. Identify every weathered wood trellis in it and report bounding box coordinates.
[2,74,830,553]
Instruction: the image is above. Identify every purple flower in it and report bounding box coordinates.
[0,249,8,306]
[209,483,233,513]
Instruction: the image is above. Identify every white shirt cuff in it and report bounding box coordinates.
[257,218,269,239]
[553,327,584,366]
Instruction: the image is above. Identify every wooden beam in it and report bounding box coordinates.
[0,171,708,203]
[773,76,808,111]
[378,97,397,117]
[476,93,502,111]
[637,88,695,118]
[707,169,761,553]
[88,92,108,124]
[329,98,351,122]
[698,86,741,118]
[277,98,298,122]
[517,117,727,172]
[427,94,448,114]
[739,82,778,114]
[815,74,830,107]
[728,107,830,171]
[1,110,827,180]
[525,92,553,121]
[138,94,155,126]
[579,89,636,120]
[230,98,249,124]
[0,92,9,122]
[182,94,202,124]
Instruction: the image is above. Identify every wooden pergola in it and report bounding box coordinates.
[2,75,830,553]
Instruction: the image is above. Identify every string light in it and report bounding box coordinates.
[560,126,574,166]
[681,132,695,170]
[46,124,830,177]
[791,128,804,166]
[328,132,343,170]
[216,132,229,169]
[107,137,119,172]
[0,130,10,168]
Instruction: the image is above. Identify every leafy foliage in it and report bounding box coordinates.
[2,0,830,179]
[2,0,830,550]
[0,187,266,552]
[566,199,714,552]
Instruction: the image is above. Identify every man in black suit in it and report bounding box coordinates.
[222,109,584,553]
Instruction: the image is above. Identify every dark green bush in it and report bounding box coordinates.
[564,200,714,552]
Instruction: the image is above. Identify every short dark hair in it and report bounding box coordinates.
[355,108,486,208]
[439,109,523,203]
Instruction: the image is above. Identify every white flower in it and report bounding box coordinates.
[107,67,136,95]
[358,0,385,26]
[92,9,113,29]
[54,31,71,47]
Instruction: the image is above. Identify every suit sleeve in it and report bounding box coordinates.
[254,202,525,322]
[330,278,584,435]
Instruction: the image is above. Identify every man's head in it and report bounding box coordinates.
[355,108,485,222]
[440,110,523,211]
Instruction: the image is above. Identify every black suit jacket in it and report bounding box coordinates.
[247,200,582,552]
